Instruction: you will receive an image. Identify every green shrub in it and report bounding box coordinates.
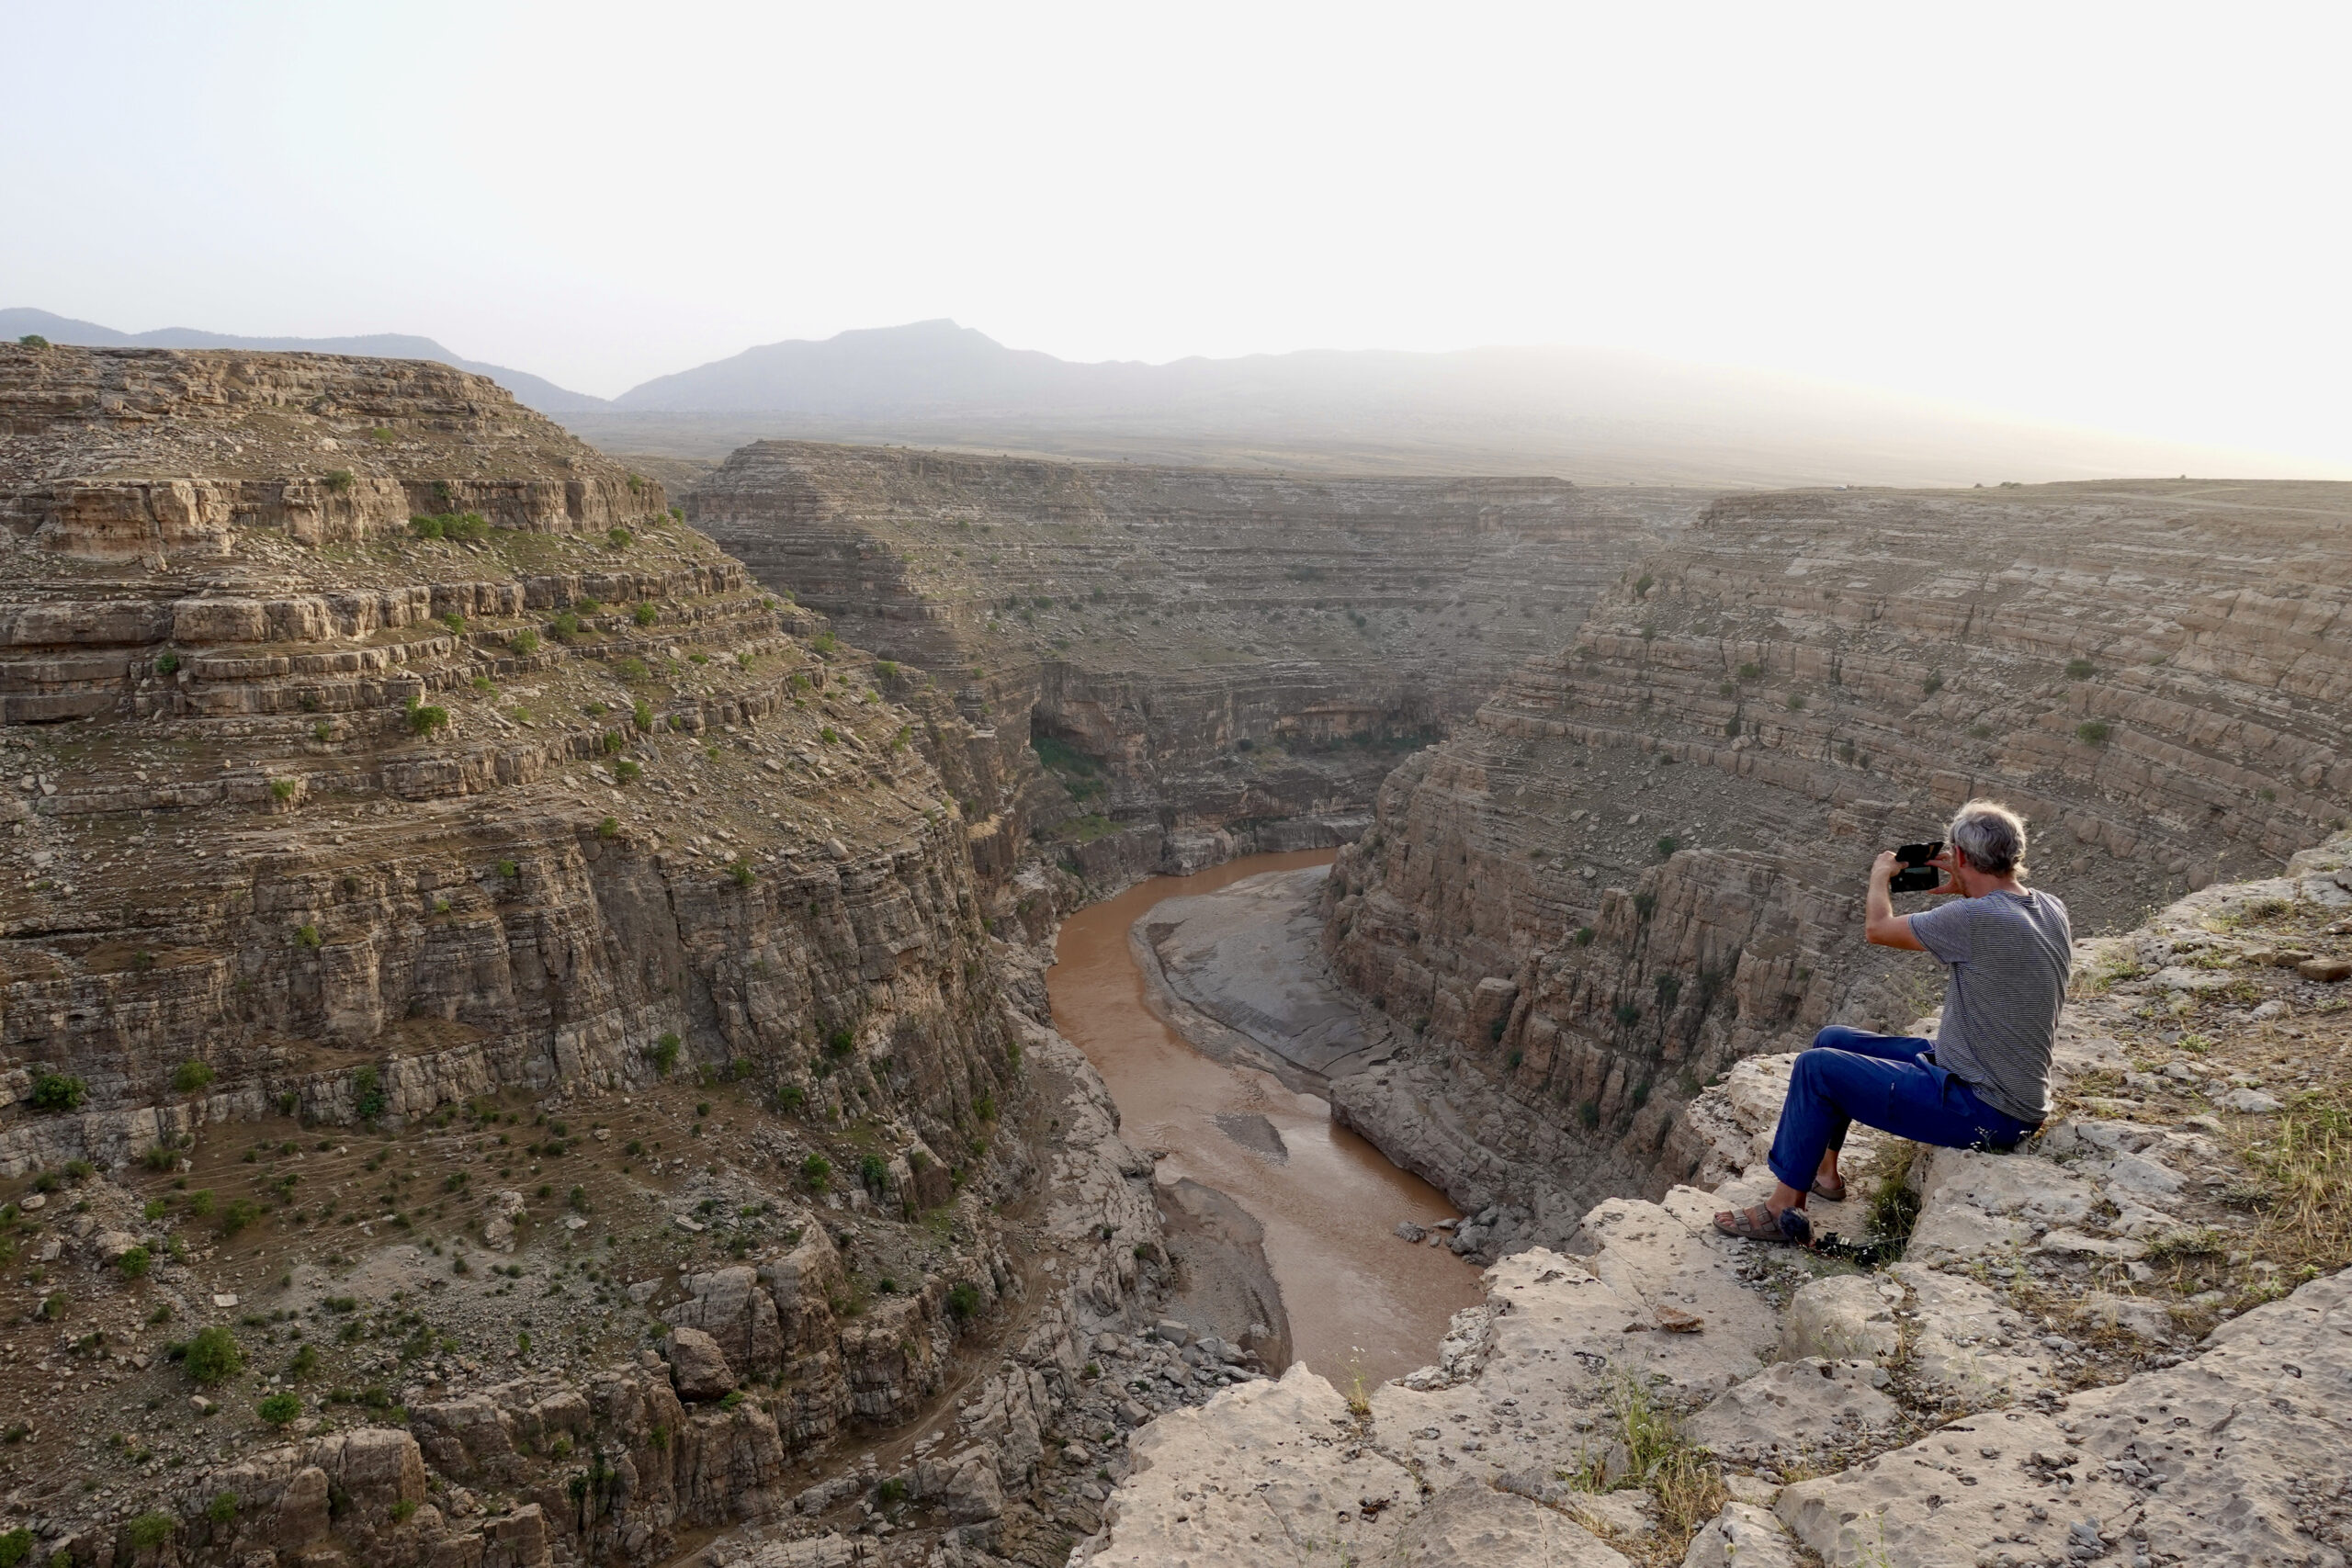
[296,923,322,949]
[510,630,540,657]
[728,860,754,888]
[498,859,519,879]
[29,1073,85,1113]
[551,611,581,640]
[126,1513,175,1551]
[173,1059,216,1094]
[2076,720,2112,746]
[155,649,181,676]
[1653,835,1678,861]
[607,526,632,549]
[858,1154,888,1192]
[811,631,838,656]
[1922,671,1943,694]
[648,1032,682,1076]
[777,1084,806,1111]
[258,1392,300,1427]
[16,333,50,348]
[596,816,619,840]
[410,512,491,542]
[184,1325,244,1385]
[204,1493,239,1525]
[800,1154,831,1192]
[945,1282,981,1321]
[1573,925,1595,946]
[117,1245,152,1279]
[269,777,297,802]
[633,602,658,626]
[406,701,450,736]
[614,760,640,783]
[1577,1100,1601,1131]
[820,727,840,744]
[1784,693,1805,711]
[2065,658,2098,679]
[1633,573,1654,598]
[219,1198,260,1236]
[719,1389,745,1410]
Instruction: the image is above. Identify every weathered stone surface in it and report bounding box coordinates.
[1779,1273,1902,1364]
[1679,1501,1802,1568]
[1686,1358,1900,1464]
[1387,1480,1630,1566]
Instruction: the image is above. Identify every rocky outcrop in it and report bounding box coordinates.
[1323,479,2352,1242]
[688,442,1699,889]
[1085,834,2352,1566]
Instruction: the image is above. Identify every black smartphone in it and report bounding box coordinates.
[1889,840,1943,893]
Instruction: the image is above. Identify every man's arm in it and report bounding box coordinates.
[1866,850,1928,951]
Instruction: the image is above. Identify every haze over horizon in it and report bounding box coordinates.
[7,3,2350,474]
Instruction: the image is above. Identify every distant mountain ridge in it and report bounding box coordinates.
[10,310,2338,488]
[0,308,608,413]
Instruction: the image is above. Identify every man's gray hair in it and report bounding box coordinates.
[1949,799,2028,878]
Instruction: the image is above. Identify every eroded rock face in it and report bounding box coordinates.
[689,442,1699,887]
[1322,479,2352,1237]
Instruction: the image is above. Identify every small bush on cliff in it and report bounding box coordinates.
[257,1392,300,1427]
[406,700,450,736]
[218,1199,259,1237]
[2065,658,2098,679]
[800,1154,831,1193]
[607,526,632,549]
[28,1074,85,1114]
[324,469,355,493]
[633,601,658,626]
[551,612,581,641]
[352,1065,386,1121]
[173,1060,215,1095]
[410,512,490,542]
[596,816,618,840]
[126,1514,174,1551]
[2076,719,2111,746]
[727,860,755,888]
[295,924,321,949]
[16,334,50,348]
[117,1245,152,1279]
[1577,1100,1601,1131]
[1784,693,1805,711]
[1922,671,1944,694]
[858,1154,888,1192]
[1654,835,1678,861]
[154,649,180,676]
[945,1282,982,1321]
[614,759,641,784]
[1574,926,1595,946]
[182,1325,243,1385]
[269,778,297,802]
[1736,661,1761,680]
[647,1033,682,1076]
[509,630,540,657]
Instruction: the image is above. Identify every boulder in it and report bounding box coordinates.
[665,1326,739,1401]
[665,1265,785,1380]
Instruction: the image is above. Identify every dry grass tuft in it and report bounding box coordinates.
[2233,1083,2352,1277]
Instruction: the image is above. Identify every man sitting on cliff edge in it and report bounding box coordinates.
[1713,799,2069,1245]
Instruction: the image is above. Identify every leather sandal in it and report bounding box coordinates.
[1810,1175,1848,1202]
[1712,1204,1811,1245]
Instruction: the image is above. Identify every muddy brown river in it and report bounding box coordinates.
[1047,851,1482,1384]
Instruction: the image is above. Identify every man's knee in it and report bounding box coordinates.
[1788,1047,1838,1096]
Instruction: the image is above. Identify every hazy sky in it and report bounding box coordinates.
[8,3,2348,465]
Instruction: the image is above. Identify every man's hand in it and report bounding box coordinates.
[1927,846,1963,895]
[1865,852,1928,951]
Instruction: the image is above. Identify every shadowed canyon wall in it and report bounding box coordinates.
[1320,479,2352,1251]
[688,442,1702,887]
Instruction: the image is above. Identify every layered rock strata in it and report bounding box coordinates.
[688,442,1698,886]
[1086,834,2352,1566]
[1324,479,2352,1247]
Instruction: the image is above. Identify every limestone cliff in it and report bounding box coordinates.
[688,442,1698,887]
[1322,480,2352,1248]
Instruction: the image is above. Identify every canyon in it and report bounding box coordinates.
[4,340,2349,1568]
[687,441,1697,888]
[1318,480,2352,1258]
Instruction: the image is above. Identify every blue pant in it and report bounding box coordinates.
[1766,1026,2038,1194]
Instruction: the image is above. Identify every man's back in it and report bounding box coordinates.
[1908,888,2071,1123]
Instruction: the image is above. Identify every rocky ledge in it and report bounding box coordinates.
[1080,834,2352,1566]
